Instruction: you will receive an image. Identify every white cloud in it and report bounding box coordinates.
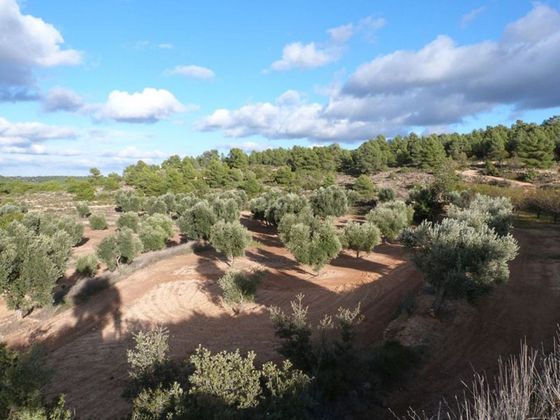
[219,141,269,153]
[0,0,81,100]
[269,16,385,71]
[201,5,560,143]
[92,88,187,123]
[168,65,215,80]
[0,116,77,146]
[42,87,83,112]
[460,6,486,28]
[109,146,167,159]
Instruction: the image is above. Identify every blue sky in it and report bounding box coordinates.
[1,0,560,175]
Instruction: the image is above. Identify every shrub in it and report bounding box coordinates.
[212,198,240,223]
[127,326,170,382]
[265,193,309,226]
[448,193,514,236]
[116,190,143,212]
[144,197,168,215]
[366,200,413,241]
[401,218,518,308]
[280,217,341,271]
[209,221,252,263]
[353,175,376,201]
[484,160,500,176]
[23,213,84,246]
[75,201,91,218]
[377,187,395,202]
[89,214,108,230]
[0,222,72,310]
[117,212,140,232]
[309,185,348,218]
[177,201,216,241]
[138,225,168,252]
[143,214,174,238]
[96,236,119,271]
[75,254,98,276]
[341,221,381,258]
[218,271,262,311]
[117,227,143,264]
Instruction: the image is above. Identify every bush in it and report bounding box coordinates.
[212,198,240,223]
[366,200,413,241]
[76,201,91,218]
[117,212,140,232]
[218,271,262,311]
[0,222,72,310]
[143,214,174,238]
[96,227,142,270]
[89,214,108,230]
[401,218,518,308]
[377,187,395,202]
[96,236,119,271]
[484,160,500,176]
[23,213,84,246]
[353,175,376,202]
[309,185,348,218]
[447,193,514,236]
[280,216,341,272]
[75,254,98,276]
[127,326,170,382]
[209,221,252,263]
[144,197,168,215]
[138,225,167,252]
[341,221,381,258]
[265,193,308,226]
[116,190,143,212]
[177,201,216,241]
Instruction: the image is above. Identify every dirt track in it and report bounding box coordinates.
[388,225,560,417]
[0,215,422,419]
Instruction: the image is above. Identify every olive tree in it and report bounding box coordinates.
[209,221,252,264]
[401,218,518,309]
[75,202,91,218]
[309,185,348,218]
[448,193,513,236]
[0,222,72,311]
[23,213,84,246]
[96,227,143,270]
[340,221,381,258]
[144,196,168,215]
[117,212,141,232]
[218,270,262,312]
[212,198,240,223]
[89,214,108,230]
[366,200,413,241]
[176,201,216,241]
[265,193,309,226]
[280,216,341,272]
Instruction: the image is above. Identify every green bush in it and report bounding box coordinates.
[116,190,143,212]
[144,196,168,215]
[447,194,514,236]
[366,200,413,241]
[75,201,91,218]
[341,221,381,258]
[353,175,376,202]
[218,271,262,310]
[23,213,84,246]
[75,254,98,276]
[177,201,216,241]
[212,198,240,223]
[96,236,119,271]
[96,227,142,270]
[143,214,174,238]
[401,218,518,308]
[209,221,252,263]
[117,212,140,232]
[89,214,108,230]
[138,225,167,252]
[309,185,348,218]
[377,187,395,202]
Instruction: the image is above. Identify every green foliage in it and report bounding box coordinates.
[131,383,185,420]
[88,214,108,230]
[144,197,168,215]
[353,136,390,173]
[177,201,216,241]
[75,254,98,277]
[218,270,262,310]
[75,202,91,218]
[0,222,72,310]
[115,190,143,212]
[265,193,308,226]
[211,198,240,222]
[366,200,413,241]
[377,187,395,202]
[447,194,514,236]
[138,214,175,252]
[117,212,140,233]
[517,125,555,168]
[408,134,446,169]
[309,185,348,218]
[127,327,170,382]
[0,344,72,419]
[0,204,26,230]
[96,236,119,271]
[280,216,341,271]
[401,218,519,304]
[209,221,252,262]
[341,221,381,258]
[67,179,95,201]
[484,160,500,176]
[96,227,142,270]
[22,213,84,246]
[270,294,364,400]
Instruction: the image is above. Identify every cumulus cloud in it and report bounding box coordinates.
[204,5,560,143]
[91,88,187,123]
[42,87,83,112]
[0,116,77,146]
[0,0,81,100]
[167,65,215,80]
[269,16,385,71]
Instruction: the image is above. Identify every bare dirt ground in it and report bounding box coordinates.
[387,224,560,418]
[0,213,422,419]
[460,168,536,189]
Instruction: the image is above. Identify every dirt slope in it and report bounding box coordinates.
[388,225,560,417]
[1,215,421,419]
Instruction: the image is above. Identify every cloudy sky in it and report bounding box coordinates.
[1,0,560,175]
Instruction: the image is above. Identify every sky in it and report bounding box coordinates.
[1,0,560,176]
